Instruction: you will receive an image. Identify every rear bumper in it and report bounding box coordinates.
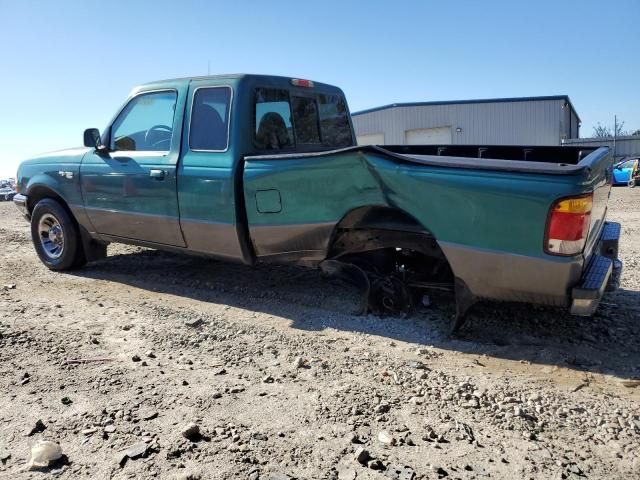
[570,222,622,315]
[13,193,30,220]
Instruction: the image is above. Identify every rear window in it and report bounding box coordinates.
[253,87,353,151]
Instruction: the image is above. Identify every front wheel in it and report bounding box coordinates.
[30,199,86,270]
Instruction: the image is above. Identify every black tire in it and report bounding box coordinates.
[30,199,86,270]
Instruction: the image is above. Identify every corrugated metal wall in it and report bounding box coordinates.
[563,136,640,160]
[352,99,571,145]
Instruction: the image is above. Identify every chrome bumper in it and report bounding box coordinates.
[13,193,29,220]
[570,222,622,316]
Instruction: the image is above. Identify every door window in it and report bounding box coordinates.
[190,87,232,151]
[111,90,177,152]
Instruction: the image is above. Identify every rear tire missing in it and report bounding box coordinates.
[30,199,86,271]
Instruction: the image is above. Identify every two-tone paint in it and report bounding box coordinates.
[15,74,618,313]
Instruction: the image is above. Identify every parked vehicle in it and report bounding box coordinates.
[13,75,622,331]
[612,157,639,186]
[0,187,16,201]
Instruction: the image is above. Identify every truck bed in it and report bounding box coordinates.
[247,145,607,175]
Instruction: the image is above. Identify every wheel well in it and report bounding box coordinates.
[27,186,72,217]
[327,206,454,282]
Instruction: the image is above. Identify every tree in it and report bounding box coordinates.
[593,123,611,137]
[592,118,628,137]
[632,129,640,136]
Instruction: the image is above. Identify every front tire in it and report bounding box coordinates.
[30,199,86,270]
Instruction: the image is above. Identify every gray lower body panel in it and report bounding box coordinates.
[439,241,583,307]
[250,222,335,264]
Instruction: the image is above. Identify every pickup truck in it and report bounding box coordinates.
[13,74,623,332]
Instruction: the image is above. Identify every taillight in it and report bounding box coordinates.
[290,78,314,88]
[545,193,593,256]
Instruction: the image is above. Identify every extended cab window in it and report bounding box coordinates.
[111,90,177,152]
[190,87,232,151]
[254,88,294,150]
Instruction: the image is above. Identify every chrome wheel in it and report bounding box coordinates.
[38,213,65,259]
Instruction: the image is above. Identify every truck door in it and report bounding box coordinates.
[80,89,186,246]
[176,83,246,262]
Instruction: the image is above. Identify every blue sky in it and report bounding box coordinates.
[1,0,639,177]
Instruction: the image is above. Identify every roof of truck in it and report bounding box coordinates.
[353,95,581,123]
[139,74,342,92]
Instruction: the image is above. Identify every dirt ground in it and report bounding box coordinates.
[0,187,639,480]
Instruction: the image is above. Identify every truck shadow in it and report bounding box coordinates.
[72,248,640,382]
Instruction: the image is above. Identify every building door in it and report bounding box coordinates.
[404,127,452,145]
[356,133,385,145]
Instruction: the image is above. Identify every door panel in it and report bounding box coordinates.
[80,88,187,247]
[177,83,245,261]
[80,152,185,246]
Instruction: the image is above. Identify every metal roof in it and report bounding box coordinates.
[353,95,581,123]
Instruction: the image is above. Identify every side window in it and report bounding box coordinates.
[291,96,321,144]
[190,87,232,151]
[254,88,294,150]
[111,91,177,152]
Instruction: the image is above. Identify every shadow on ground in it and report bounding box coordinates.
[71,249,640,381]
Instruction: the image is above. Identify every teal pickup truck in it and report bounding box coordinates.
[14,74,622,331]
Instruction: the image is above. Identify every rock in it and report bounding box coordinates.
[132,354,141,362]
[0,451,11,465]
[184,318,203,328]
[375,404,390,414]
[619,378,640,388]
[338,468,357,480]
[212,391,222,399]
[2,284,16,290]
[145,350,156,358]
[61,397,72,406]
[354,446,370,464]
[378,430,396,445]
[181,422,202,441]
[262,375,275,383]
[368,459,384,470]
[293,356,307,369]
[26,419,47,436]
[116,441,149,467]
[262,474,292,480]
[385,464,415,480]
[81,427,98,435]
[104,425,116,433]
[26,440,63,470]
[141,410,159,421]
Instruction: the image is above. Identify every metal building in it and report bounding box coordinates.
[352,96,580,146]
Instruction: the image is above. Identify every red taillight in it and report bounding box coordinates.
[290,78,314,88]
[545,194,593,256]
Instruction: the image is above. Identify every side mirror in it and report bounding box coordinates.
[83,128,108,152]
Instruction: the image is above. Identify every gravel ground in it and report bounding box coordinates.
[0,187,638,480]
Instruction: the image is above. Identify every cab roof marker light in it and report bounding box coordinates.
[291,79,314,88]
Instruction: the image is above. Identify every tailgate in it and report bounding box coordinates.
[582,149,614,262]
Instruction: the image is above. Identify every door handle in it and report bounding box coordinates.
[149,169,165,180]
